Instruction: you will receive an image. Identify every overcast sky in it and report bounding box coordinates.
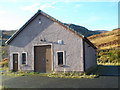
[0,0,119,31]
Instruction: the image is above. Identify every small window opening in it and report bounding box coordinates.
[57,52,63,65]
[22,52,27,64]
[38,18,41,24]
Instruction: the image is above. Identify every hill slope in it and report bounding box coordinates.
[64,23,102,37]
[0,24,104,46]
[88,28,120,64]
[87,28,120,50]
[0,30,16,46]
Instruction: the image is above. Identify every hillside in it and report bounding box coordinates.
[0,27,117,49]
[88,28,120,64]
[94,30,108,33]
[0,24,105,46]
[0,30,16,46]
[87,28,120,50]
[0,28,119,64]
[64,23,102,37]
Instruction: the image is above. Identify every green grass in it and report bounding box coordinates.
[39,72,98,79]
[0,86,8,90]
[0,68,98,79]
[1,72,98,79]
[0,86,3,90]
[97,62,120,66]
[2,61,119,79]
[0,67,8,71]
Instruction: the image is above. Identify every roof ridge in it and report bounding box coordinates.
[40,10,85,37]
[5,9,96,49]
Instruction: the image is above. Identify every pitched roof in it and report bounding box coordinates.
[5,10,97,49]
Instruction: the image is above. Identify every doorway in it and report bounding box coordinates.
[34,45,52,73]
[13,54,18,72]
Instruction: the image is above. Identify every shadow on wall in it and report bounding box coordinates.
[96,65,120,76]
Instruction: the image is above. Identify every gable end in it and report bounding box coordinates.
[5,10,96,49]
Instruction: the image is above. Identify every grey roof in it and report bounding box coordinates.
[5,10,97,49]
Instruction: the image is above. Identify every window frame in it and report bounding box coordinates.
[21,52,27,65]
[56,51,65,66]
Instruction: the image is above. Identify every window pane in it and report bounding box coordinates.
[22,53,26,64]
[58,52,63,65]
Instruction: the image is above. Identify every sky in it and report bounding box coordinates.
[0,0,119,31]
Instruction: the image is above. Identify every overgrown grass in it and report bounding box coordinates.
[0,68,38,77]
[0,67,8,71]
[97,62,120,66]
[1,62,119,79]
[97,48,120,64]
[0,68,98,79]
[0,86,3,90]
[0,86,8,90]
[39,72,98,79]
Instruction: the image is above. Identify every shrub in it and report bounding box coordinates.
[97,49,120,64]
[0,58,8,67]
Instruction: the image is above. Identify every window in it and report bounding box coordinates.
[22,52,27,64]
[57,51,64,65]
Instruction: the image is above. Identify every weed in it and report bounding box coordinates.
[0,68,98,79]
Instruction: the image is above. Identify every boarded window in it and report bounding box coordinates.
[22,52,27,64]
[57,52,63,65]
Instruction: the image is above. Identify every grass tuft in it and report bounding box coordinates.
[97,62,120,66]
[0,68,98,79]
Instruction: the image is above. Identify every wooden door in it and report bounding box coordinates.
[45,45,51,72]
[13,54,18,72]
[34,45,51,73]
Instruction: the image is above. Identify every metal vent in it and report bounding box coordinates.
[58,40,64,45]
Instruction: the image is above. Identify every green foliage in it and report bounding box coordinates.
[0,68,98,79]
[97,48,120,64]
[0,58,8,67]
[34,72,98,79]
[1,61,8,67]
[0,46,8,60]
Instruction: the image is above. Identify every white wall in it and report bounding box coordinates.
[9,14,85,72]
[84,41,97,71]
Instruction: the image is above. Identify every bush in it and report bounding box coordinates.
[0,46,8,59]
[97,48,120,64]
[0,58,8,67]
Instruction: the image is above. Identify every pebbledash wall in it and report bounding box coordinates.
[8,12,96,72]
[84,41,96,71]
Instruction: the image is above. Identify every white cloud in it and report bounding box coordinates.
[74,4,82,8]
[0,0,118,30]
[0,11,7,15]
[21,3,40,12]
[39,4,55,10]
[21,3,55,12]
[0,11,26,30]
